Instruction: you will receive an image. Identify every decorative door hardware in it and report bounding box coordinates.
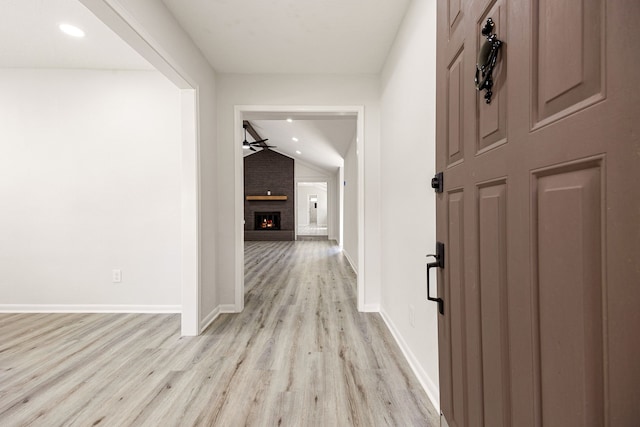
[426,242,445,315]
[475,18,502,104]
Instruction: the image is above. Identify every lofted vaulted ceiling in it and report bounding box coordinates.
[244,114,357,172]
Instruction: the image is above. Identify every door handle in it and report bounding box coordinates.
[426,242,445,315]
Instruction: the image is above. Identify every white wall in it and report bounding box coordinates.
[379,0,439,408]
[217,74,381,309]
[343,137,359,272]
[81,0,220,331]
[317,191,328,226]
[0,69,181,310]
[337,166,344,246]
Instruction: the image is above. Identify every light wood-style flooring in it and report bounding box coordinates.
[0,241,439,426]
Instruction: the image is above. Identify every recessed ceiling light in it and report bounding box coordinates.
[296,150,302,155]
[59,23,85,38]
[286,118,293,123]
[292,137,299,142]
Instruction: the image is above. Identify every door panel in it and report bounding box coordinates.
[448,51,465,166]
[533,162,604,427]
[533,0,604,127]
[436,0,640,425]
[449,0,462,32]
[446,190,467,427]
[478,182,510,427]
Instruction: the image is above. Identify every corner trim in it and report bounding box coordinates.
[379,308,440,411]
[199,306,220,333]
[199,304,239,333]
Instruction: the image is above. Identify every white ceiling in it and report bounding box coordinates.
[1,0,402,171]
[161,0,411,74]
[244,114,356,172]
[0,0,152,70]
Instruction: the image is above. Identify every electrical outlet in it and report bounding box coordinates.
[409,304,415,328]
[112,269,122,283]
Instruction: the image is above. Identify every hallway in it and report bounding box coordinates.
[0,241,438,425]
[296,224,328,236]
[242,241,438,425]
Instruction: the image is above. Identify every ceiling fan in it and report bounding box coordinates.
[242,122,277,151]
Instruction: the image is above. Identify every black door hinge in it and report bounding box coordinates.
[431,172,443,193]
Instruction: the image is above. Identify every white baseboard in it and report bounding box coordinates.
[0,304,181,313]
[219,304,238,313]
[342,249,358,274]
[380,308,440,412]
[361,303,380,312]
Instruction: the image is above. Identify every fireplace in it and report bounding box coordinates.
[244,150,294,241]
[255,212,281,230]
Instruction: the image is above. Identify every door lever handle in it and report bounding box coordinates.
[426,242,445,315]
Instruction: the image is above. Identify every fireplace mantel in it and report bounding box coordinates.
[246,195,288,201]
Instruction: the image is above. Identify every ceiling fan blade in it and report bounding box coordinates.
[250,146,257,152]
[252,138,269,144]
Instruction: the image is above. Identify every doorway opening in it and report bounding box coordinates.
[297,182,328,239]
[234,106,365,312]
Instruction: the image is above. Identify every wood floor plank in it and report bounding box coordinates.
[0,316,162,423]
[0,241,439,426]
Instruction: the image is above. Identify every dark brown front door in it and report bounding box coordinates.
[435,0,640,425]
